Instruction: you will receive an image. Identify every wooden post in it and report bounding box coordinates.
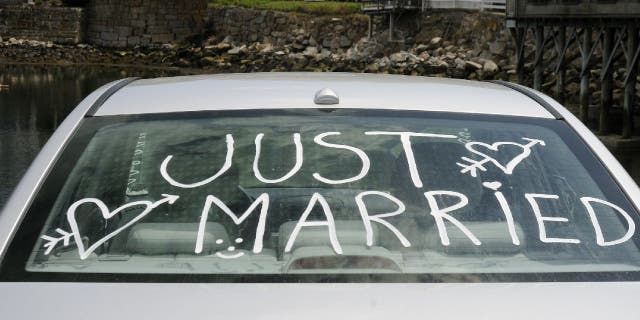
[534,26,544,91]
[600,28,614,135]
[389,12,394,42]
[556,26,566,105]
[513,27,526,84]
[580,27,592,123]
[623,26,637,138]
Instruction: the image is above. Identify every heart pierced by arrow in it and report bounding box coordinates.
[456,137,546,177]
[41,194,179,260]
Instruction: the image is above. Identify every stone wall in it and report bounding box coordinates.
[0,5,84,44]
[414,11,514,66]
[85,0,207,48]
[207,6,369,50]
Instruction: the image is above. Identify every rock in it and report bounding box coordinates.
[358,38,384,58]
[203,35,218,46]
[377,56,391,68]
[465,60,483,71]
[227,46,245,55]
[444,52,456,60]
[483,59,499,74]
[161,43,175,51]
[317,49,332,60]
[339,36,352,48]
[428,37,442,49]
[414,44,429,54]
[259,43,274,54]
[303,46,318,57]
[200,56,216,66]
[247,42,262,52]
[390,51,410,63]
[366,62,380,72]
[345,47,358,61]
[221,36,233,44]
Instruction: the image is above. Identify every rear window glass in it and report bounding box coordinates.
[3,109,640,282]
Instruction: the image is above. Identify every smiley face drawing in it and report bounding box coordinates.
[215,237,245,259]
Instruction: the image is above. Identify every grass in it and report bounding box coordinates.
[209,0,361,15]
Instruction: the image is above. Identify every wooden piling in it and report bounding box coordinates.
[513,27,526,84]
[623,26,637,138]
[600,28,614,135]
[556,26,566,105]
[580,27,592,123]
[534,26,544,91]
[389,12,394,42]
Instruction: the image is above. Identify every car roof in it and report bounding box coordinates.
[93,72,555,119]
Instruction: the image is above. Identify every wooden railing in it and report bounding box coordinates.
[361,0,422,13]
[362,0,505,13]
[422,0,506,11]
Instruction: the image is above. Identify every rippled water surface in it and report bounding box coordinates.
[0,65,181,210]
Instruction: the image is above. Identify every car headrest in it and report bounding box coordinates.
[126,222,229,255]
[424,222,525,255]
[278,220,377,254]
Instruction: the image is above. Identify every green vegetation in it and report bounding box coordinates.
[209,0,361,15]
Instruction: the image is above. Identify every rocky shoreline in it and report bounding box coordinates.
[3,31,640,116]
[0,35,508,80]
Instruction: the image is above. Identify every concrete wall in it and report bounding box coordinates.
[85,0,207,47]
[0,5,84,44]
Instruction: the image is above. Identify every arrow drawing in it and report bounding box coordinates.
[41,194,179,259]
[41,228,73,255]
[456,137,546,177]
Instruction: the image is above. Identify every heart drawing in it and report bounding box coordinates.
[42,194,179,260]
[482,181,503,190]
[456,137,546,177]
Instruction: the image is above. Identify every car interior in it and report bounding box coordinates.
[28,116,640,274]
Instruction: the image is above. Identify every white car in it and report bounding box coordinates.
[1,73,639,319]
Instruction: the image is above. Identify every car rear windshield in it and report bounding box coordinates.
[3,109,640,282]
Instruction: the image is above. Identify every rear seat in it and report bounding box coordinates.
[126,222,229,255]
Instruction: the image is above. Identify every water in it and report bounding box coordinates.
[1,65,640,211]
[0,64,182,210]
